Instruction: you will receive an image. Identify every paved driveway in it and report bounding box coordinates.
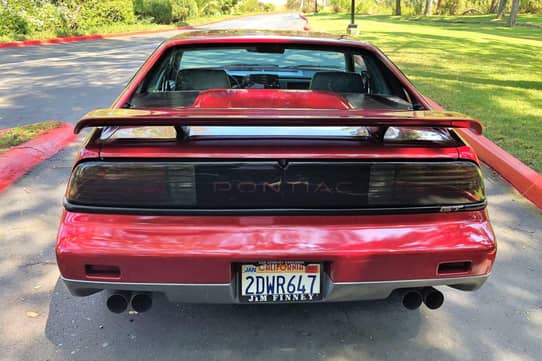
[0,13,305,129]
[0,12,541,361]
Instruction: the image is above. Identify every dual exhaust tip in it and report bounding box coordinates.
[106,291,152,314]
[107,288,443,312]
[402,287,444,310]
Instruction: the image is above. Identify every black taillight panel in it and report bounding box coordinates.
[66,160,485,211]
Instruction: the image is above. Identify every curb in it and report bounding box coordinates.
[0,123,76,192]
[458,129,542,209]
[299,14,310,31]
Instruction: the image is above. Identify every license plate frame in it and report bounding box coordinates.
[238,261,323,303]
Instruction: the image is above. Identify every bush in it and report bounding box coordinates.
[171,0,198,21]
[79,0,136,28]
[28,2,64,34]
[133,0,145,15]
[262,3,275,12]
[196,0,223,16]
[140,0,173,23]
[286,0,315,12]
[438,0,466,14]
[0,7,31,37]
[521,0,542,12]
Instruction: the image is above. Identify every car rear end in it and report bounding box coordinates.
[57,121,496,311]
[55,32,496,313]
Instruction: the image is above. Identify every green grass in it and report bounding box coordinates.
[402,13,542,26]
[307,14,542,172]
[0,121,62,153]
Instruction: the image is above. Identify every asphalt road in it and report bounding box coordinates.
[1,13,541,361]
[0,13,305,129]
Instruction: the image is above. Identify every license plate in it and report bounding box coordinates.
[240,261,321,303]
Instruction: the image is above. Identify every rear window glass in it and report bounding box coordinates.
[130,44,413,111]
[180,48,346,70]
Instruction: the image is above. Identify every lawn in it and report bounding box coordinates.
[307,14,542,172]
[0,121,62,153]
[402,13,542,26]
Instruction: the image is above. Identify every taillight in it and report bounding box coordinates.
[368,162,484,206]
[66,161,485,212]
[67,162,196,207]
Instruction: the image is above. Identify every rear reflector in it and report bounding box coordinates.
[85,265,120,277]
[66,160,485,212]
[438,261,472,274]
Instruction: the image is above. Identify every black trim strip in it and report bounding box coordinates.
[63,198,486,216]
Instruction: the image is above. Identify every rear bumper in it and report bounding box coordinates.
[62,273,490,303]
[56,210,496,302]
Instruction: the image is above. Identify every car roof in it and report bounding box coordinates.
[165,29,376,51]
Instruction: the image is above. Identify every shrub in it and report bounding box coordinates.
[196,0,223,16]
[262,3,275,12]
[141,0,173,23]
[171,0,198,21]
[0,7,31,36]
[133,0,145,15]
[28,2,64,34]
[438,0,466,14]
[239,0,259,12]
[79,0,136,28]
[521,0,542,12]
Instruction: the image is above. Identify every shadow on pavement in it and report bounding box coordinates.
[45,279,424,361]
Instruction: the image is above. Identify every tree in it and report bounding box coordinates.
[424,0,433,15]
[489,0,499,13]
[435,0,442,13]
[395,0,401,15]
[496,0,507,19]
[508,0,520,26]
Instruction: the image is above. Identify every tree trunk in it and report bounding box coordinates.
[508,0,520,26]
[489,0,499,13]
[424,0,433,15]
[496,0,507,19]
[395,0,401,15]
[435,0,442,13]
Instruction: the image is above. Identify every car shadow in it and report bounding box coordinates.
[44,278,424,360]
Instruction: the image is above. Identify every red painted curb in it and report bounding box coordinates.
[299,14,310,31]
[0,123,76,192]
[458,129,542,209]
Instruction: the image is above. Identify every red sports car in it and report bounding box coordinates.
[56,30,496,313]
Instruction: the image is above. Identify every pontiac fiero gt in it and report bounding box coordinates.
[56,30,496,313]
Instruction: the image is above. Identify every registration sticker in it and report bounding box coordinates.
[240,261,321,303]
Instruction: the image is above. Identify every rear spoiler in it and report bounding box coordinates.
[74,108,483,135]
